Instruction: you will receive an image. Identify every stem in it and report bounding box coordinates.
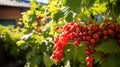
[73,46,77,67]
[107,0,112,15]
[107,0,116,22]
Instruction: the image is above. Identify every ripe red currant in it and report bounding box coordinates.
[56,26,60,30]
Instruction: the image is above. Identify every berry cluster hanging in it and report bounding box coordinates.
[51,19,120,67]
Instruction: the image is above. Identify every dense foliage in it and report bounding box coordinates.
[19,0,120,67]
[0,25,24,62]
[1,0,120,67]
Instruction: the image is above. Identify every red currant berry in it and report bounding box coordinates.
[90,49,95,54]
[74,40,80,46]
[86,41,91,46]
[104,19,108,23]
[108,29,114,36]
[85,47,91,51]
[108,23,115,30]
[56,26,60,30]
[83,36,87,41]
[86,56,93,67]
[86,56,93,62]
[101,53,106,58]
[83,31,88,36]
[86,36,91,41]
[87,62,92,67]
[79,32,83,37]
[117,33,120,39]
[88,20,93,24]
[88,30,93,35]
[90,39,96,44]
[102,30,108,36]
[103,36,108,41]
[86,51,91,56]
[93,33,99,40]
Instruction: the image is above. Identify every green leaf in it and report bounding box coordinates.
[99,0,108,4]
[28,10,36,24]
[39,41,47,52]
[91,51,101,63]
[64,44,75,61]
[79,64,87,67]
[10,47,19,58]
[113,1,120,17]
[16,40,26,46]
[95,38,119,53]
[87,0,96,7]
[64,0,81,13]
[53,10,64,22]
[64,42,86,64]
[65,11,73,22]
[43,54,54,67]
[76,42,86,63]
[19,42,28,50]
[26,50,36,61]
[101,55,120,67]
[42,27,50,38]
[29,55,42,67]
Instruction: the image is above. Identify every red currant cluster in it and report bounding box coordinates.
[51,35,66,63]
[100,20,120,45]
[36,16,43,24]
[51,20,120,67]
[35,16,43,33]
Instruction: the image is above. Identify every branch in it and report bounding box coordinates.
[107,0,116,23]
